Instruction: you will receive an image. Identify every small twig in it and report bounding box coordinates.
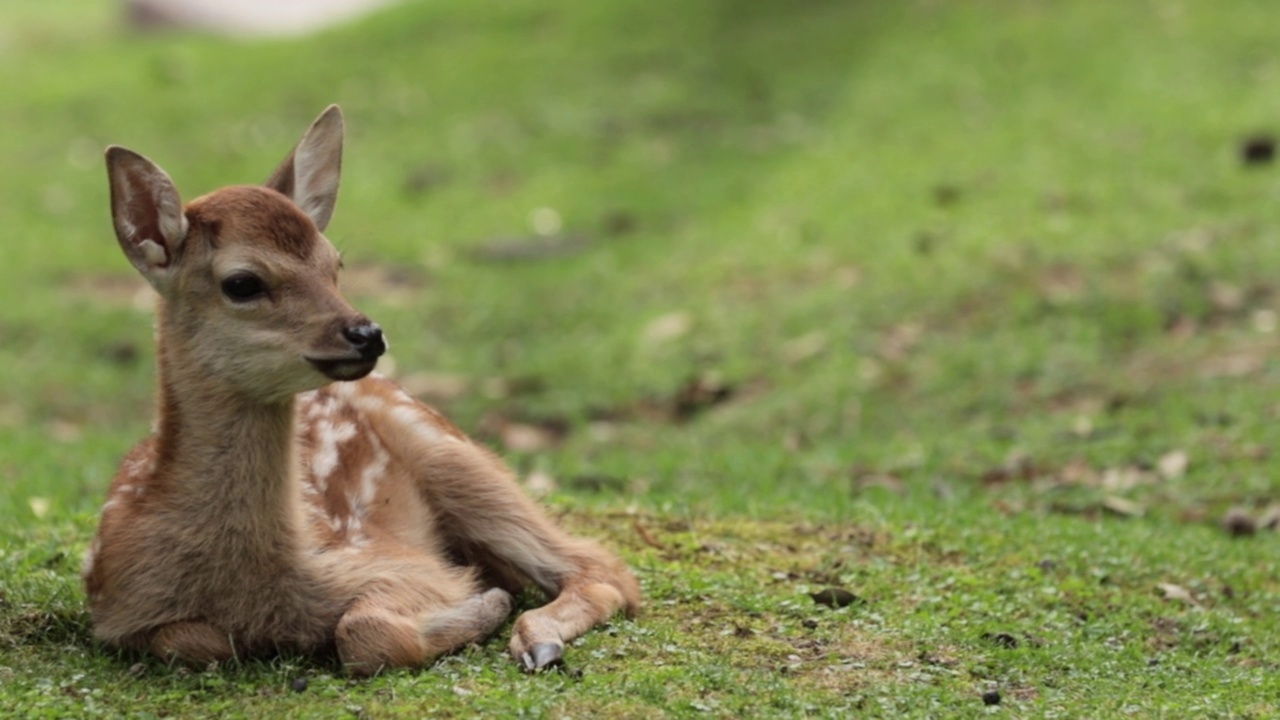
[633,520,665,549]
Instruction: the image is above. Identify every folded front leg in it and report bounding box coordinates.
[149,621,235,667]
[336,588,514,677]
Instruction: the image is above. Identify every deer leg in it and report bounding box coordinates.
[510,582,629,672]
[149,621,235,667]
[336,588,513,676]
[420,587,514,656]
[408,441,641,672]
[348,380,641,670]
[335,604,422,677]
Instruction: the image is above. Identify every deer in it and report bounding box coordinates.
[81,105,641,676]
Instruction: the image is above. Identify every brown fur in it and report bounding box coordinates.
[85,106,640,675]
[186,186,317,261]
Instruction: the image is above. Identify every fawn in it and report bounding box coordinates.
[82,106,640,675]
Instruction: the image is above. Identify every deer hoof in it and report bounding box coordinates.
[521,642,564,672]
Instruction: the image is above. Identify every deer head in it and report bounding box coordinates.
[105,106,386,403]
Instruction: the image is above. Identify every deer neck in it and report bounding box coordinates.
[151,320,306,554]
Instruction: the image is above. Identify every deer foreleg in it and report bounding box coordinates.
[148,621,235,667]
[336,588,513,677]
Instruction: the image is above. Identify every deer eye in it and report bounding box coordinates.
[221,273,267,302]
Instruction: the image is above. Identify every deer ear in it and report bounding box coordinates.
[106,146,188,285]
[265,105,343,232]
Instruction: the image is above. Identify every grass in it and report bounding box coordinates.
[3,0,1280,715]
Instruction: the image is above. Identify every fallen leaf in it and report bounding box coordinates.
[502,423,560,452]
[634,521,664,549]
[1259,505,1280,530]
[1156,582,1198,606]
[1057,457,1097,486]
[1201,352,1265,378]
[1102,495,1145,517]
[642,311,693,345]
[523,471,557,497]
[1252,309,1276,333]
[853,471,904,494]
[28,497,50,519]
[1101,466,1154,492]
[1156,450,1189,481]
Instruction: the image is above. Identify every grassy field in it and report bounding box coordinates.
[3,0,1280,716]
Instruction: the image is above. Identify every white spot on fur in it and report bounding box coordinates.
[390,404,445,443]
[354,439,389,512]
[122,454,155,480]
[311,419,359,483]
[345,389,386,416]
[302,391,334,421]
[345,515,370,547]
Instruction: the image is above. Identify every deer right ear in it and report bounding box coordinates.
[106,146,188,286]
[264,105,343,232]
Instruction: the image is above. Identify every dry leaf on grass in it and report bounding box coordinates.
[501,423,561,452]
[634,521,665,549]
[1102,495,1144,517]
[28,497,50,519]
[523,471,557,497]
[642,311,693,345]
[1156,450,1189,480]
[1156,582,1198,606]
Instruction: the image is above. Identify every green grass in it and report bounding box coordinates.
[4,0,1280,715]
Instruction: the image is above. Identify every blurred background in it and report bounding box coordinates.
[4,0,1280,523]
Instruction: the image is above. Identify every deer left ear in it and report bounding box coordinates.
[265,105,344,232]
[105,145,188,287]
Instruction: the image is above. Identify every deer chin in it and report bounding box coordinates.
[306,356,378,382]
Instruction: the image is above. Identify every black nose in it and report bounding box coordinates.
[343,322,386,359]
